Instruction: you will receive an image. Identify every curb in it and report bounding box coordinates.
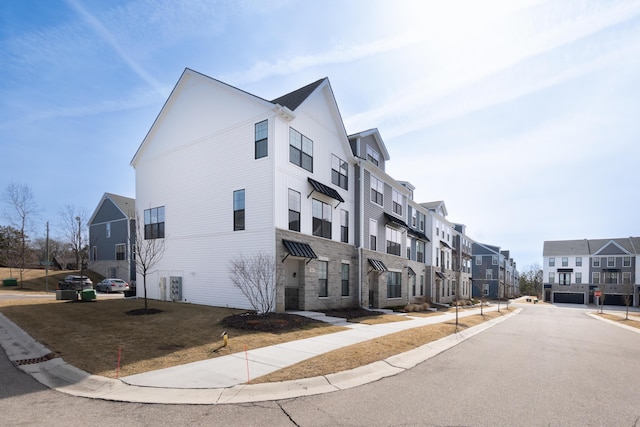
[585,312,640,335]
[0,308,521,404]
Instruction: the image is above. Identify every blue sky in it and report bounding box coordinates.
[2,0,640,270]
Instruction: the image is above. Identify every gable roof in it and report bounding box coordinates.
[543,237,640,256]
[421,201,448,217]
[348,128,391,161]
[271,78,325,111]
[88,193,135,225]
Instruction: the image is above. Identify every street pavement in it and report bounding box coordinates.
[0,301,519,404]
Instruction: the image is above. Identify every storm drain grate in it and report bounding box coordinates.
[15,352,58,366]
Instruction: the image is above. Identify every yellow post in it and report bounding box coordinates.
[222,331,228,347]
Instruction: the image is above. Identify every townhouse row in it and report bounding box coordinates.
[543,238,640,306]
[89,69,519,312]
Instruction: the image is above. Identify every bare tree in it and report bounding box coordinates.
[58,205,89,271]
[2,183,40,286]
[131,217,165,311]
[0,225,22,276]
[622,273,634,320]
[228,252,278,314]
[519,264,543,299]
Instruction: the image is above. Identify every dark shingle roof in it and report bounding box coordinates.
[271,78,325,111]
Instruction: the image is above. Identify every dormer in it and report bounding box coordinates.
[348,128,391,172]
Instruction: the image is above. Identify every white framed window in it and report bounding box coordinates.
[233,190,245,231]
[318,260,328,297]
[144,206,165,239]
[562,257,568,267]
[366,145,380,166]
[623,272,631,284]
[115,244,126,261]
[607,257,615,267]
[623,256,631,267]
[288,189,300,232]
[369,219,377,250]
[559,272,571,285]
[576,257,582,266]
[576,272,582,284]
[592,272,600,285]
[549,257,555,267]
[387,271,401,298]
[331,154,348,190]
[592,257,600,267]
[548,272,554,284]
[370,175,384,206]
[492,255,498,265]
[255,120,268,159]
[106,222,111,238]
[475,256,482,265]
[386,227,401,256]
[289,127,313,172]
[341,263,350,296]
[392,189,402,216]
[486,270,493,280]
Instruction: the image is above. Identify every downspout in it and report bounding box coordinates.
[357,154,364,308]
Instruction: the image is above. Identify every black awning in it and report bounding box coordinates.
[307,177,344,203]
[440,240,452,250]
[282,239,317,260]
[408,229,430,242]
[435,271,446,279]
[407,267,416,276]
[384,212,408,228]
[603,268,620,272]
[368,258,388,272]
[557,268,573,273]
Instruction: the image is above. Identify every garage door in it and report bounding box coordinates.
[601,294,631,306]
[553,292,585,304]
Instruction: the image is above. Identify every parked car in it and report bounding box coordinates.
[58,275,93,290]
[95,278,130,293]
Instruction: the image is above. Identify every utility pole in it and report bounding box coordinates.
[45,221,50,292]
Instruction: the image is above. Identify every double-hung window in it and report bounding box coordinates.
[340,209,349,243]
[562,257,568,267]
[370,176,384,206]
[386,227,401,256]
[576,257,582,266]
[487,270,493,280]
[144,206,165,239]
[312,199,331,239]
[623,272,631,284]
[592,258,600,267]
[417,241,425,263]
[233,190,245,231]
[289,128,313,172]
[623,256,631,267]
[607,257,615,267]
[288,189,301,232]
[592,272,600,284]
[549,257,555,267]
[318,261,328,297]
[548,272,554,284]
[392,189,402,216]
[576,272,582,284]
[255,120,268,159]
[369,219,377,250]
[492,255,498,265]
[115,244,126,261]
[106,222,111,239]
[331,155,348,190]
[341,263,349,296]
[366,146,379,166]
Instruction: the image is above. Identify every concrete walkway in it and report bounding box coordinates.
[1,304,519,404]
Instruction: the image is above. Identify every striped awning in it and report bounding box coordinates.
[282,239,317,259]
[407,267,416,276]
[435,271,446,279]
[368,258,388,272]
[308,177,344,203]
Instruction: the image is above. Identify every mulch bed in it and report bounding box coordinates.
[319,307,385,320]
[222,312,322,332]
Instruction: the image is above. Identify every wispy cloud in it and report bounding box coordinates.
[64,0,165,95]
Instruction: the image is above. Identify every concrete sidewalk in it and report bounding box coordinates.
[0,305,519,404]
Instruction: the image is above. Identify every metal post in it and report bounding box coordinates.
[45,221,49,292]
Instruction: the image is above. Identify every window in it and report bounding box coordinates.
[576,272,582,284]
[592,258,600,267]
[417,241,425,263]
[562,257,568,267]
[370,176,384,206]
[289,128,313,172]
[592,272,600,285]
[369,219,377,250]
[483,284,489,296]
[115,244,126,261]
[406,237,412,259]
[288,189,301,232]
[318,261,328,297]
[387,271,401,298]
[331,155,348,190]
[452,279,456,295]
[366,145,379,166]
[144,206,165,239]
[233,190,245,231]
[392,189,402,216]
[419,214,424,231]
[492,255,498,265]
[607,257,615,267]
[623,272,631,284]
[410,274,416,296]
[604,272,618,284]
[106,222,111,238]
[341,263,349,296]
[386,227,401,256]
[576,257,582,267]
[312,199,331,239]
[549,257,555,267]
[559,273,571,285]
[340,209,349,243]
[92,246,97,261]
[623,256,631,267]
[411,208,417,227]
[476,256,482,265]
[486,270,493,280]
[548,272,554,284]
[255,120,268,159]
[420,275,424,295]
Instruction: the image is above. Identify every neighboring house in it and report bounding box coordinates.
[130,68,518,311]
[88,193,136,284]
[453,223,474,302]
[542,237,639,306]
[421,201,456,304]
[501,250,519,298]
[472,243,501,299]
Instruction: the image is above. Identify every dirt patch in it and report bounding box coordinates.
[222,312,322,332]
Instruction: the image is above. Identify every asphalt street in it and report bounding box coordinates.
[1,302,639,426]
